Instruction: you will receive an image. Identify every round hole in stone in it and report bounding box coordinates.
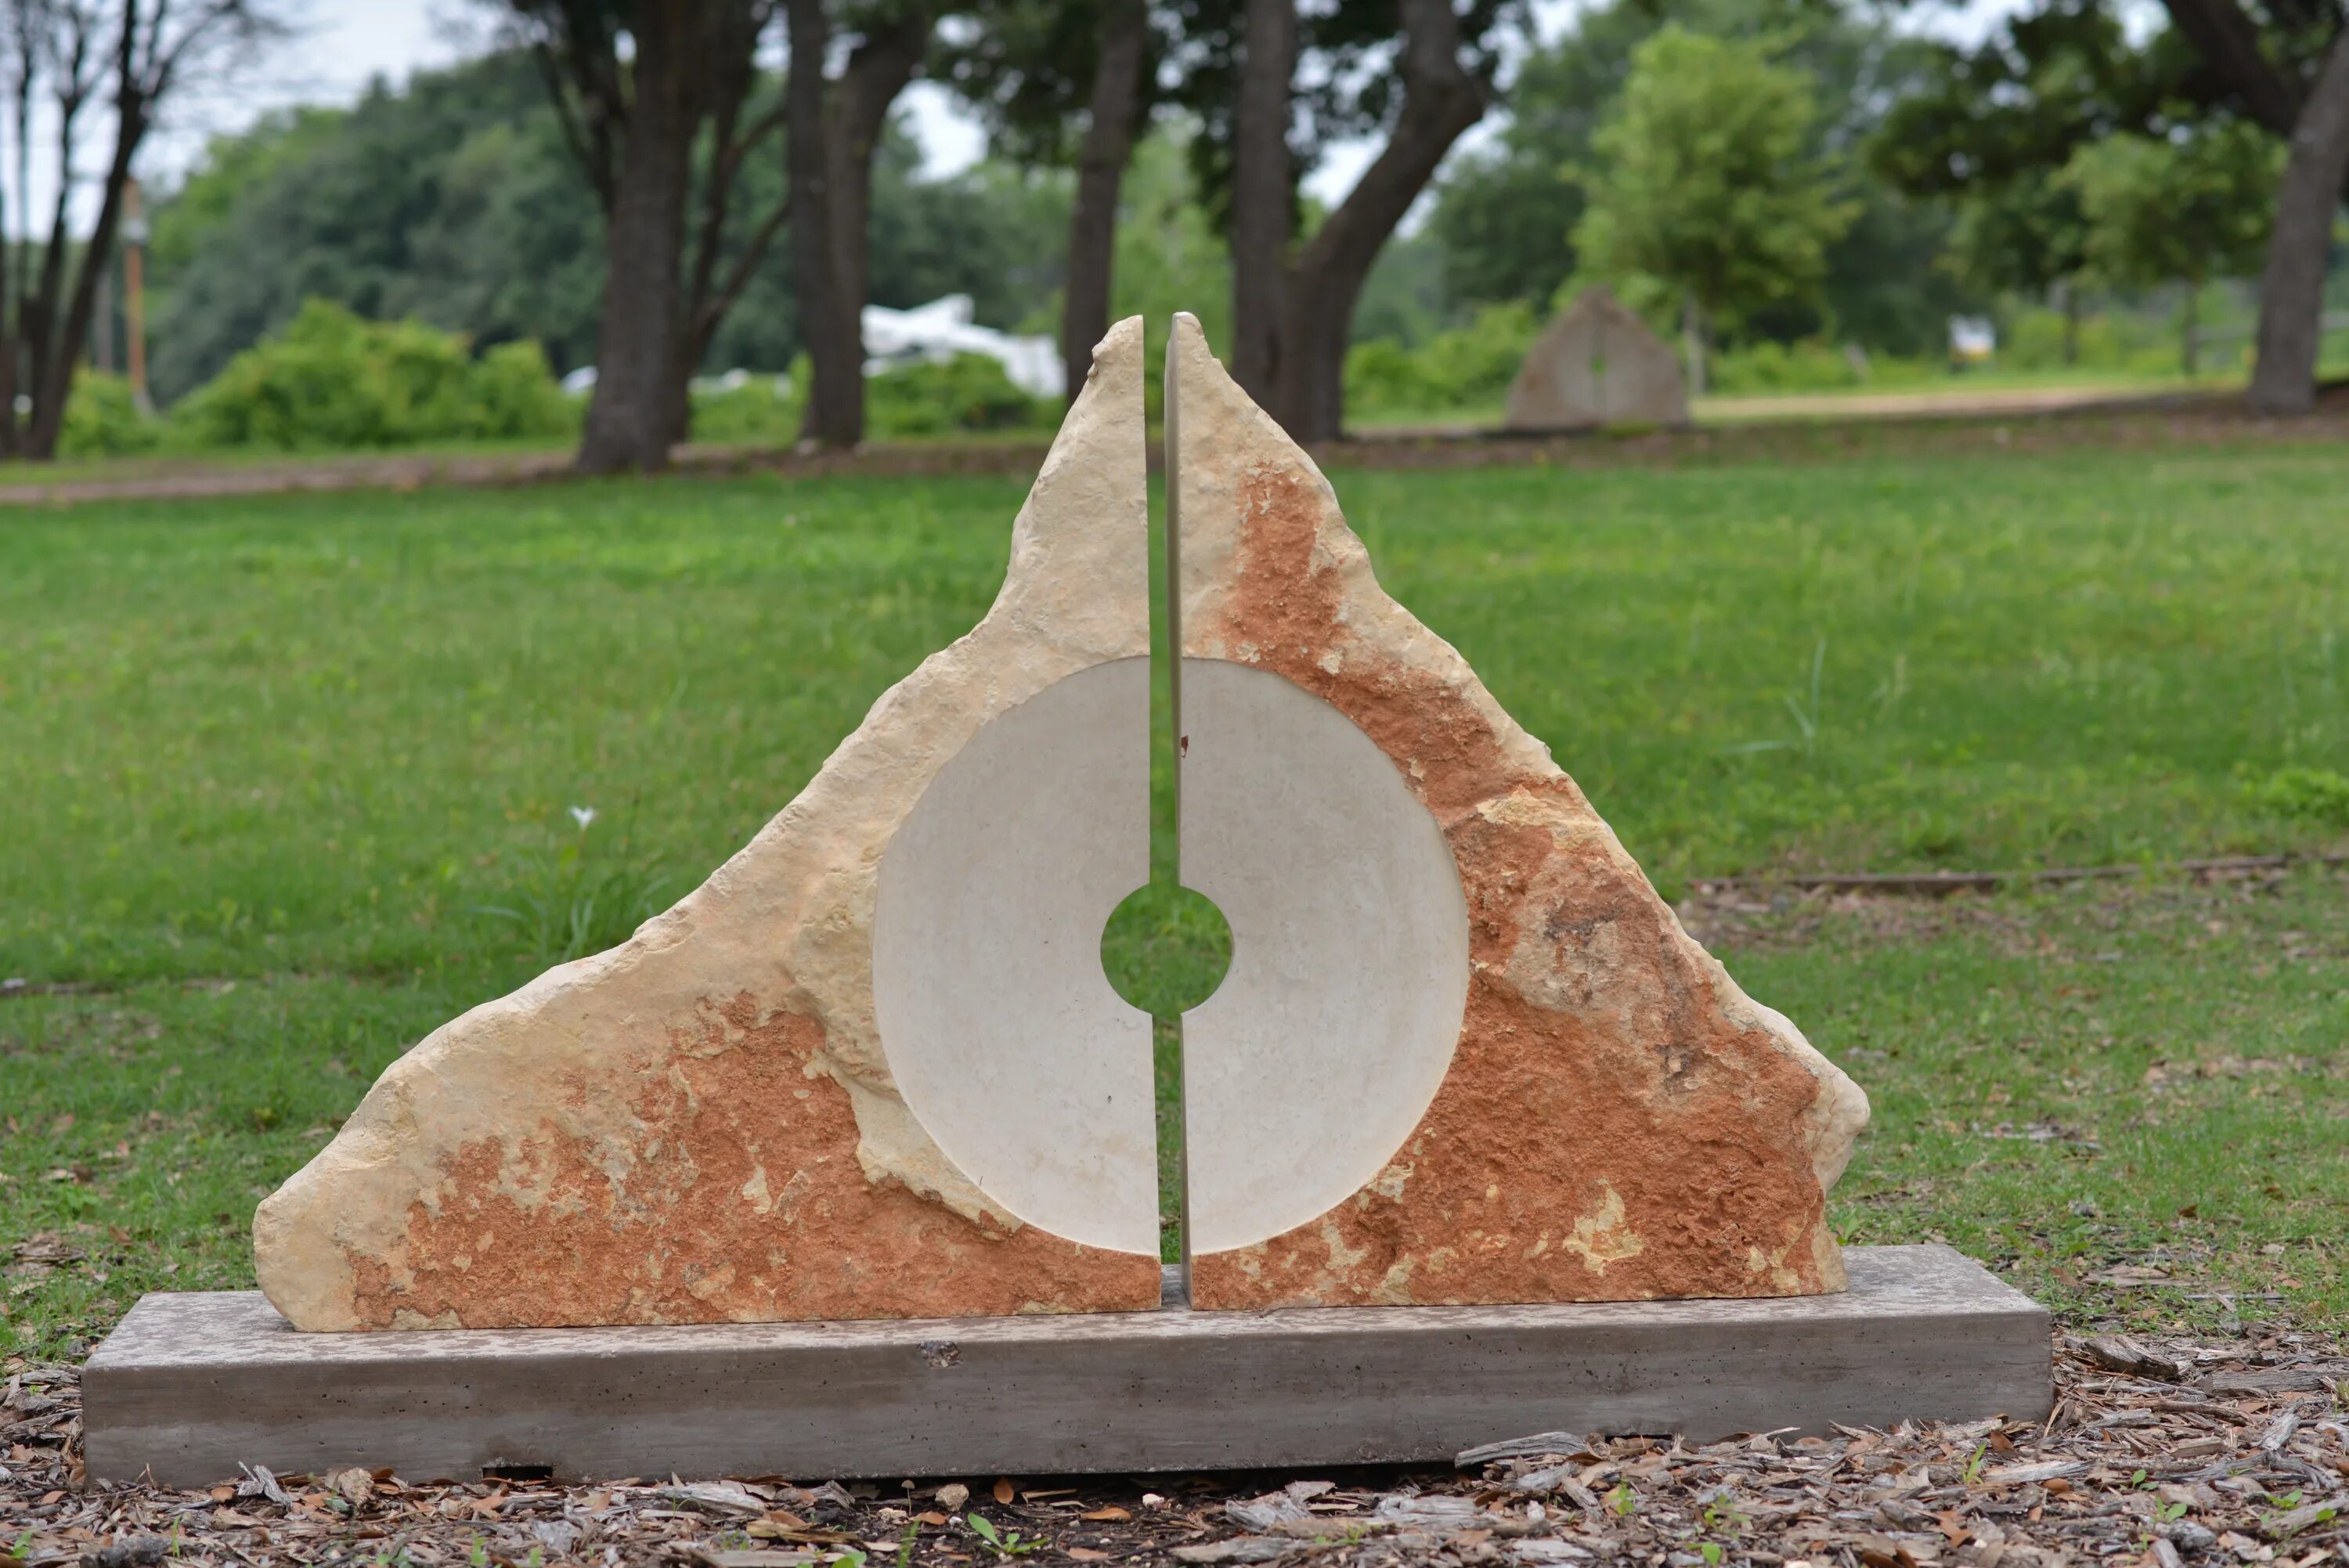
[1099,882,1233,1018]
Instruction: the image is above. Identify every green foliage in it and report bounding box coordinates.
[1709,339,1869,394]
[471,809,673,967]
[1110,134,1234,419]
[171,299,577,451]
[1573,27,1857,351]
[2250,766,2349,828]
[1948,168,2089,303]
[1344,301,1539,415]
[1431,0,1965,356]
[58,373,163,459]
[865,354,1051,438]
[2062,123,2279,293]
[146,49,1073,402]
[964,1516,1038,1556]
[691,369,803,445]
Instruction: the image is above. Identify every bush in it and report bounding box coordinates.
[2249,766,2349,828]
[1344,301,1540,416]
[691,366,803,445]
[468,340,579,439]
[866,352,1048,438]
[171,298,576,450]
[59,371,163,459]
[1710,338,1865,395]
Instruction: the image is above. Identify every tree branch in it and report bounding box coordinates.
[2161,0,2307,135]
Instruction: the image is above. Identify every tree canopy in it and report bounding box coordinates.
[1571,27,1856,387]
[146,50,1070,406]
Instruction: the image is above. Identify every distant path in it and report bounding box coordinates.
[1697,380,2200,422]
[1,384,2344,507]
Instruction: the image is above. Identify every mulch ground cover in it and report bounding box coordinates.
[5,1328,2342,1568]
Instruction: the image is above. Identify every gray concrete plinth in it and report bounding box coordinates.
[85,1245,2048,1487]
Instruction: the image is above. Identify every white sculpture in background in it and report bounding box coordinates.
[862,294,1064,399]
[558,294,1065,405]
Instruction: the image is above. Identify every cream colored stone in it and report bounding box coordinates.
[1167,311,1865,1310]
[253,320,1164,1330]
[1504,287,1689,431]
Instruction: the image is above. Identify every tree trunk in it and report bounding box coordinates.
[2060,281,2080,366]
[577,5,702,474]
[2181,279,2201,377]
[1682,297,1709,398]
[2248,31,2349,415]
[1229,0,1297,403]
[792,2,929,450]
[1268,0,1486,442]
[1062,0,1149,403]
[23,129,134,459]
[786,0,853,447]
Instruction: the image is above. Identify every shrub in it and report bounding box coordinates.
[1343,301,1540,417]
[2249,766,2349,828]
[691,367,803,445]
[1710,338,1865,395]
[865,352,1048,437]
[59,371,163,458]
[171,298,576,450]
[469,340,579,440]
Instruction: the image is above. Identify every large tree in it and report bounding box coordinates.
[0,0,287,460]
[1890,0,2349,412]
[1178,0,1520,441]
[1571,26,1855,395]
[496,0,792,472]
[944,0,1164,403]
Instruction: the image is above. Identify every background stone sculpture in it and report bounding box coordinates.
[1169,312,1866,1310]
[1504,286,1690,431]
[253,320,1162,1330]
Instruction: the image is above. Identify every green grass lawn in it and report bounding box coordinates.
[3,442,2347,1354]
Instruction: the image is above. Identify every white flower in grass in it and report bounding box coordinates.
[569,806,597,831]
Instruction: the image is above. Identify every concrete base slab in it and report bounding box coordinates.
[85,1245,2047,1487]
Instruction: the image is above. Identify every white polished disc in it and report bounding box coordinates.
[872,656,1159,1255]
[1178,658,1470,1255]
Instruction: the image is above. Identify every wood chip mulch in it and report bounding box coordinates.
[3,1330,2343,1568]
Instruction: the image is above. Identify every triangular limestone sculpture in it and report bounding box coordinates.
[1167,313,1865,1309]
[257,312,1866,1332]
[254,320,1164,1329]
[1504,286,1689,431]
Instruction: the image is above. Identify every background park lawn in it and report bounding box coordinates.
[3,441,2347,1357]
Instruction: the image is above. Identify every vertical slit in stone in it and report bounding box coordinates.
[1160,320,1193,1295]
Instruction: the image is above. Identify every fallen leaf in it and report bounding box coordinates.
[1068,1552,1110,1563]
[1082,1507,1132,1523]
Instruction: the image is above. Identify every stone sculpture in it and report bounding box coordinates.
[1504,287,1689,431]
[254,313,1863,1332]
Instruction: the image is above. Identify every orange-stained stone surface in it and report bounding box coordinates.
[1169,314,1867,1310]
[344,993,1157,1329]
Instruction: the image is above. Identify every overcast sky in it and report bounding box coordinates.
[130,0,2033,218]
